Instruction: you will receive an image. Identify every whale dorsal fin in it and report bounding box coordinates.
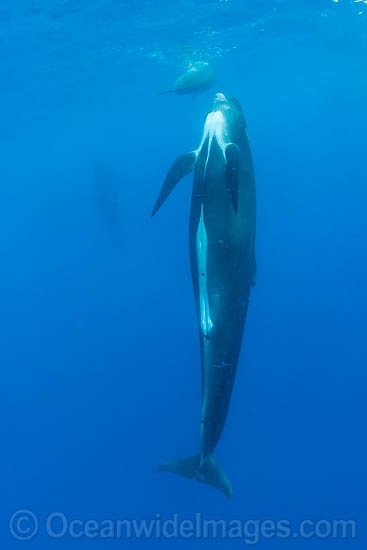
[151,152,197,217]
[225,143,240,214]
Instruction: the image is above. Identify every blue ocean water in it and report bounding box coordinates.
[1,0,366,547]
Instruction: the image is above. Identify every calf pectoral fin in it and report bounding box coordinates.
[225,143,240,214]
[151,152,197,217]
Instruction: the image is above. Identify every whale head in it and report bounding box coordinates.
[211,93,244,115]
[212,93,229,110]
[209,94,246,141]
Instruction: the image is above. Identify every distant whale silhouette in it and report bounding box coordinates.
[92,163,122,248]
[151,93,256,497]
[161,62,215,96]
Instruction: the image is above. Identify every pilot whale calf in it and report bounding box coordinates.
[151,93,256,497]
[161,62,215,96]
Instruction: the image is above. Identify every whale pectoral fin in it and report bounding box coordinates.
[151,152,197,217]
[158,89,175,95]
[225,143,240,214]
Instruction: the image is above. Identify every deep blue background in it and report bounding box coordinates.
[1,0,366,548]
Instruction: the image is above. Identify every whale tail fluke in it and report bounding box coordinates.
[156,454,232,498]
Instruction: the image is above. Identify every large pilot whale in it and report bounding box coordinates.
[151,93,256,497]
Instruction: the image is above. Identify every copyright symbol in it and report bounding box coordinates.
[9,510,39,541]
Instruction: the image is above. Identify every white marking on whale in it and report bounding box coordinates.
[196,110,228,176]
[196,204,213,336]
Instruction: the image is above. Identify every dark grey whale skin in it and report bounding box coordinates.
[189,96,256,462]
[151,94,256,497]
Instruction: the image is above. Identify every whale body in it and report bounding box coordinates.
[162,62,215,96]
[151,93,256,497]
